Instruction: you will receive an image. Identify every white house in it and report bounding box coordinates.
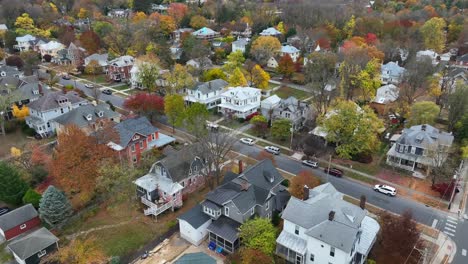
[232,38,249,53]
[276,183,380,264]
[39,41,66,61]
[381,61,405,84]
[267,57,279,69]
[178,204,212,245]
[186,57,213,70]
[373,84,399,104]
[14,35,36,52]
[218,87,261,119]
[416,50,439,65]
[185,79,228,109]
[192,27,220,40]
[260,27,282,37]
[25,91,88,137]
[84,53,108,72]
[260,94,281,118]
[281,45,300,62]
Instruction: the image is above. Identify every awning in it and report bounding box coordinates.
[276,231,307,255]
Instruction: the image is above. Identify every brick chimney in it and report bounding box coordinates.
[302,185,309,201]
[328,210,335,221]
[360,195,366,210]
[238,160,243,174]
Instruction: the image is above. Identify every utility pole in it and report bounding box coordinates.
[326,154,332,182]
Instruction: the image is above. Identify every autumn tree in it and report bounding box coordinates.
[190,15,208,30]
[256,151,276,166]
[229,67,248,87]
[202,68,227,81]
[167,3,189,26]
[356,58,381,101]
[79,30,101,54]
[165,94,185,133]
[277,54,295,78]
[290,170,321,199]
[447,81,468,130]
[184,102,209,136]
[224,50,245,74]
[250,65,270,89]
[77,8,88,19]
[239,218,277,256]
[20,51,40,76]
[241,248,273,264]
[12,104,29,119]
[164,64,195,94]
[137,63,160,93]
[250,115,268,137]
[420,17,446,53]
[250,36,281,65]
[14,13,50,38]
[321,101,383,159]
[0,83,20,136]
[407,101,440,127]
[271,119,292,141]
[47,236,107,264]
[38,185,73,226]
[50,125,115,208]
[132,11,147,23]
[123,93,164,122]
[0,162,28,205]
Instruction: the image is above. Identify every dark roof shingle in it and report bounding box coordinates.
[0,204,38,231]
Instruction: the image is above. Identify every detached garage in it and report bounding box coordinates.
[178,204,212,246]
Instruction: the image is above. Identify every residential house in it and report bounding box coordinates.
[272,96,310,131]
[192,27,220,40]
[416,50,438,65]
[14,35,36,52]
[107,55,134,82]
[133,144,208,217]
[172,28,194,42]
[218,87,261,119]
[0,204,41,241]
[281,45,300,62]
[232,38,249,53]
[260,27,282,37]
[386,124,454,175]
[267,57,279,69]
[84,53,108,72]
[381,61,405,84]
[444,67,467,93]
[186,57,213,70]
[39,41,66,61]
[260,94,281,118]
[67,42,86,65]
[130,62,168,89]
[184,79,228,109]
[370,84,399,115]
[455,54,468,68]
[25,91,88,137]
[7,227,59,264]
[52,103,120,135]
[178,159,290,252]
[0,76,44,107]
[0,65,22,78]
[276,183,380,264]
[107,116,175,164]
[0,24,7,31]
[151,4,168,13]
[108,8,131,18]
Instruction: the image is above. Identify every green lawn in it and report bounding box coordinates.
[219,119,248,129]
[0,244,13,263]
[81,74,108,84]
[111,84,131,91]
[274,86,310,100]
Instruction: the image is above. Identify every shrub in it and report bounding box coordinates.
[291,73,305,84]
[281,179,289,187]
[272,211,281,226]
[351,153,373,164]
[21,121,36,136]
[22,188,42,208]
[43,54,52,62]
[64,84,74,90]
[166,219,178,229]
[30,165,48,186]
[73,88,85,98]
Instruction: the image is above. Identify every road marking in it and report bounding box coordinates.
[447,219,458,224]
[446,223,457,228]
[431,219,439,228]
[444,231,455,237]
[462,249,467,256]
[444,226,456,232]
[448,215,458,221]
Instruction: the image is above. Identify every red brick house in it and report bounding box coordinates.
[133,143,208,217]
[455,54,468,68]
[106,55,134,82]
[0,204,41,241]
[107,116,175,164]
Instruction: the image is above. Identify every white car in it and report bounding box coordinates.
[240,138,255,145]
[84,83,94,88]
[374,184,397,196]
[264,146,280,155]
[302,160,318,168]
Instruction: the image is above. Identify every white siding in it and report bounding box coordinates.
[179,218,212,246]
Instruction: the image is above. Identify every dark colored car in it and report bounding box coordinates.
[62,74,71,80]
[102,89,112,95]
[323,167,344,177]
[0,207,10,216]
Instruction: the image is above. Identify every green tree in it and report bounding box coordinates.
[224,50,245,74]
[356,58,381,101]
[251,65,270,89]
[22,188,42,208]
[38,185,73,226]
[138,63,160,93]
[184,102,209,136]
[202,68,227,81]
[0,82,20,136]
[20,51,40,76]
[343,15,356,39]
[271,119,292,141]
[239,218,277,256]
[164,64,195,94]
[250,115,268,137]
[447,81,468,130]
[92,21,114,39]
[321,101,383,159]
[407,101,440,127]
[229,68,248,87]
[0,162,28,205]
[277,54,295,78]
[189,15,208,29]
[420,17,446,53]
[165,94,185,133]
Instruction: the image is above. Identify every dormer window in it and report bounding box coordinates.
[85,114,92,121]
[97,111,104,117]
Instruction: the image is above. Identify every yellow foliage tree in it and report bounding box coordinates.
[229,68,248,87]
[77,8,88,19]
[14,13,51,38]
[277,21,286,34]
[251,65,270,89]
[343,15,356,39]
[12,104,29,119]
[10,147,22,157]
[47,237,107,264]
[132,12,147,23]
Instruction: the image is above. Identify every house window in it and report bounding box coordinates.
[152,133,155,140]
[139,141,143,149]
[225,207,229,217]
[131,144,136,152]
[61,108,64,114]
[47,122,50,128]
[310,254,314,262]
[330,247,335,257]
[38,250,47,258]
[20,224,27,229]
[295,225,299,235]
[132,155,137,163]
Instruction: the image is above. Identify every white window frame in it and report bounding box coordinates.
[225,207,229,217]
[330,247,335,257]
[295,225,299,235]
[131,144,136,152]
[251,207,254,215]
[37,250,47,258]
[310,254,314,262]
[139,141,144,149]
[265,200,269,210]
[20,224,27,230]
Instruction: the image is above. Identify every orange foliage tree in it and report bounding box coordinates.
[50,125,116,208]
[289,170,321,199]
[46,236,107,264]
[256,150,276,166]
[167,3,189,26]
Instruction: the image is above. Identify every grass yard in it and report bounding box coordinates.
[0,244,13,263]
[80,74,108,84]
[111,84,131,91]
[274,86,310,100]
[219,118,248,129]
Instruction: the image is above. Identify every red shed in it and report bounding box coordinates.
[0,204,41,241]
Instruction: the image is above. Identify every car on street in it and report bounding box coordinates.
[323,167,343,177]
[84,83,94,88]
[264,146,280,155]
[102,89,112,95]
[62,74,71,80]
[374,184,397,196]
[240,138,255,145]
[302,160,319,168]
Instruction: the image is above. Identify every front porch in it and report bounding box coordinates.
[207,216,241,254]
[276,231,307,264]
[386,155,428,177]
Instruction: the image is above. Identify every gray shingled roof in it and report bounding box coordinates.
[0,204,38,231]
[7,227,58,260]
[157,143,205,183]
[28,91,87,112]
[175,252,216,264]
[52,103,119,128]
[222,171,239,184]
[207,216,241,242]
[113,116,158,147]
[201,200,221,211]
[0,65,21,76]
[177,204,211,229]
[192,79,227,94]
[205,181,242,205]
[305,220,358,252]
[397,124,454,148]
[242,159,283,197]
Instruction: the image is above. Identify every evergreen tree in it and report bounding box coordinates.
[39,185,73,226]
[0,162,28,205]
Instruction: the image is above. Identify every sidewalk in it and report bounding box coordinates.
[429,232,457,264]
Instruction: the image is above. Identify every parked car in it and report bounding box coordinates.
[323,167,343,177]
[302,160,319,168]
[240,138,255,145]
[84,83,94,88]
[0,207,10,216]
[61,74,71,80]
[102,89,112,95]
[374,184,397,196]
[264,146,280,155]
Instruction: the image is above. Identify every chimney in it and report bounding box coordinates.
[421,124,427,131]
[360,195,366,210]
[328,211,335,221]
[238,160,243,174]
[302,185,309,201]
